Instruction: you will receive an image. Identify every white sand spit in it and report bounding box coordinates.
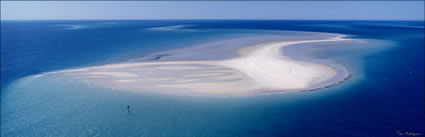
[55,34,349,95]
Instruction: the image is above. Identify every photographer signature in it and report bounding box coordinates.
[396,130,422,136]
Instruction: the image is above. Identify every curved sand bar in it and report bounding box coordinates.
[51,34,349,95]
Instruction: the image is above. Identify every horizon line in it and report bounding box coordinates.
[1,19,424,21]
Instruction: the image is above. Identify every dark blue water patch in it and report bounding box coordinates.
[277,32,424,136]
[184,20,424,37]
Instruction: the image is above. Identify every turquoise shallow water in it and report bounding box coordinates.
[1,20,424,137]
[1,72,362,137]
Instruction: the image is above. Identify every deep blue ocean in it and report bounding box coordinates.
[1,20,424,137]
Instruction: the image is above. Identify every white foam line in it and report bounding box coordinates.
[148,25,187,31]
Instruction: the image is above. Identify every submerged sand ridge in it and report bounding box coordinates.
[48,34,350,95]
